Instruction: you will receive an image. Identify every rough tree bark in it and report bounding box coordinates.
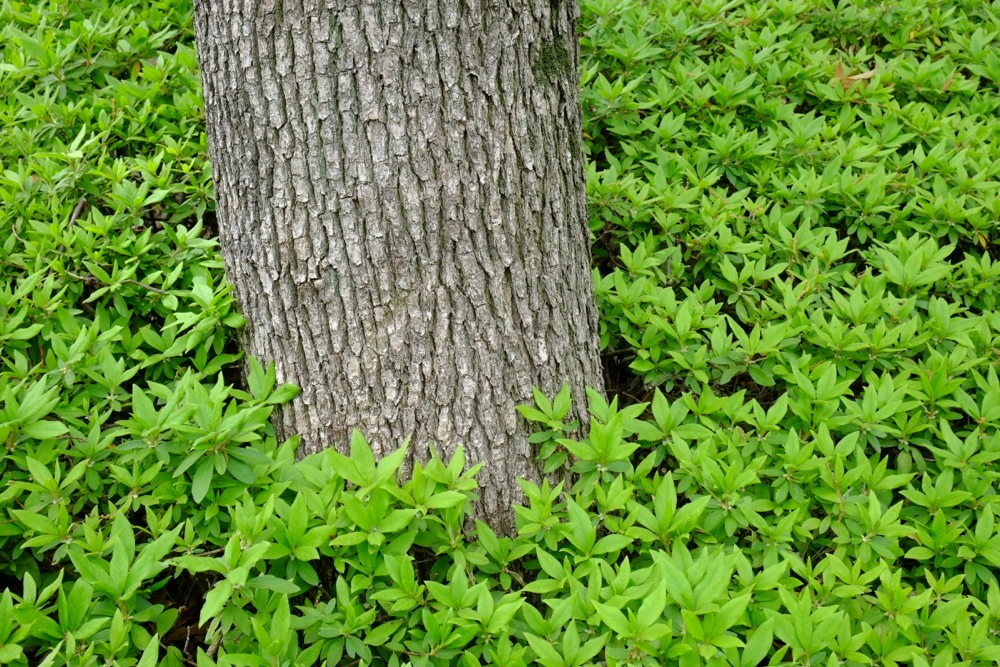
[193,0,603,531]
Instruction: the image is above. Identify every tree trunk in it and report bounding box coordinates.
[193,0,603,531]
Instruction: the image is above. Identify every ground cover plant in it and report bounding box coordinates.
[2,0,1000,665]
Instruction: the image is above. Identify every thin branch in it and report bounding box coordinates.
[68,196,88,227]
[64,269,91,283]
[64,269,167,296]
[206,632,223,659]
[124,278,168,295]
[187,546,226,558]
[10,225,28,246]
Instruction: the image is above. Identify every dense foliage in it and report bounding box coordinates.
[2,0,1000,665]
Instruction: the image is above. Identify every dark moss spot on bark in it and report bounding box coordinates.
[533,41,572,85]
[569,135,581,162]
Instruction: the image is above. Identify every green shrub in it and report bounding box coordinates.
[3,0,1000,665]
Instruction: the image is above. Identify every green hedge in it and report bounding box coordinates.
[2,0,1000,665]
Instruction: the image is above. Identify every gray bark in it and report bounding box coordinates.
[193,0,603,531]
